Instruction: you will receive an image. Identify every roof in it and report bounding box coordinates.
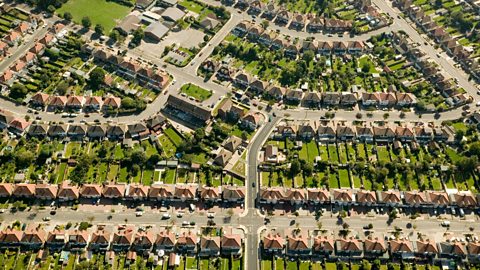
[263,234,284,249]
[149,184,174,199]
[390,239,413,253]
[200,236,220,250]
[161,7,185,21]
[287,235,309,250]
[221,234,242,248]
[336,238,362,251]
[103,184,126,198]
[145,22,169,39]
[166,95,212,122]
[313,236,334,252]
[222,186,246,200]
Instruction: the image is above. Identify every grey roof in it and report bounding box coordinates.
[144,22,169,39]
[116,14,141,33]
[161,7,185,22]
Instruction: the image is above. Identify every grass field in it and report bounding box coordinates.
[164,128,183,147]
[57,0,131,32]
[180,83,212,101]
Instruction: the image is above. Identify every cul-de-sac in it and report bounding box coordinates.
[0,0,480,269]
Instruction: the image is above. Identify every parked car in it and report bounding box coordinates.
[162,213,171,219]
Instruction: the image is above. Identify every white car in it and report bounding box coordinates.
[476,101,480,107]
[182,221,189,226]
[441,221,450,227]
[162,213,171,219]
[207,213,215,218]
[135,211,143,217]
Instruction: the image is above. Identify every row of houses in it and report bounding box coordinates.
[259,188,479,209]
[0,225,243,256]
[258,187,480,208]
[271,120,453,143]
[394,0,480,83]
[208,64,418,107]
[86,46,170,91]
[233,0,356,33]
[232,21,366,57]
[0,182,246,203]
[391,33,472,107]
[0,24,62,86]
[0,12,37,55]
[0,109,30,135]
[30,93,121,112]
[262,232,480,263]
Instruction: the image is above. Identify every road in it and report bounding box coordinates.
[372,0,480,102]
[0,26,51,73]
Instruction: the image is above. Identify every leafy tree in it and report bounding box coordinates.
[301,161,313,177]
[89,67,105,89]
[131,28,144,45]
[14,149,35,169]
[81,16,91,28]
[94,24,104,35]
[56,81,69,95]
[63,12,72,21]
[9,83,28,99]
[290,159,301,177]
[109,30,120,41]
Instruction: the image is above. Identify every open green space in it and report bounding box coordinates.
[180,83,213,101]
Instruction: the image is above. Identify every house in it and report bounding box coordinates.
[414,126,433,142]
[174,184,198,202]
[232,21,252,36]
[30,42,44,54]
[48,96,67,110]
[336,124,356,141]
[356,126,374,143]
[149,184,175,201]
[307,188,330,205]
[223,136,242,153]
[103,96,122,110]
[30,92,50,107]
[284,188,306,205]
[67,230,90,251]
[221,234,242,256]
[404,191,430,207]
[21,226,46,249]
[247,25,264,40]
[396,93,417,106]
[285,43,300,58]
[341,92,358,106]
[127,123,149,140]
[264,144,284,163]
[450,191,477,208]
[46,229,66,251]
[356,190,377,206]
[90,228,111,251]
[259,187,285,204]
[258,30,277,46]
[10,61,25,72]
[48,124,68,138]
[87,125,106,139]
[131,229,154,252]
[285,89,304,103]
[13,183,36,198]
[467,242,480,263]
[8,118,30,135]
[273,121,297,140]
[222,186,245,203]
[240,112,263,131]
[155,231,176,253]
[297,121,316,140]
[362,92,380,106]
[290,13,306,29]
[126,184,149,200]
[415,240,438,257]
[427,191,450,208]
[286,233,310,257]
[267,85,287,100]
[0,183,13,198]
[84,96,103,111]
[145,114,167,132]
[248,0,264,14]
[80,184,103,199]
[67,125,87,138]
[103,184,126,199]
[271,37,289,50]
[332,189,354,205]
[373,126,396,142]
[275,9,291,25]
[263,233,285,254]
[389,239,414,259]
[378,190,402,206]
[0,228,23,247]
[379,92,397,107]
[335,238,363,258]
[199,186,222,202]
[307,16,324,32]
[395,126,415,142]
[250,79,268,93]
[199,236,221,257]
[263,2,277,19]
[58,181,80,201]
[322,92,341,106]
[28,124,48,137]
[234,72,251,89]
[364,238,387,258]
[21,51,36,64]
[0,70,15,85]
[106,125,127,140]
[302,92,322,108]
[35,184,58,200]
[216,65,236,81]
[438,241,466,260]
[312,236,334,258]
[176,231,197,254]
[111,227,134,251]
[214,149,233,167]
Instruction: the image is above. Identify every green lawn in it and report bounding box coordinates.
[57,0,131,32]
[377,146,390,162]
[164,128,183,147]
[339,169,350,188]
[180,83,212,101]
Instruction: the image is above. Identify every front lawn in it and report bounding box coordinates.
[180,83,212,101]
[57,0,131,32]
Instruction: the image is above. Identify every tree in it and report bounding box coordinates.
[63,12,72,21]
[109,30,120,41]
[131,28,144,45]
[301,162,313,177]
[56,81,69,95]
[9,83,28,99]
[89,67,105,89]
[302,50,315,63]
[94,24,104,36]
[15,149,34,169]
[290,159,301,177]
[81,16,91,28]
